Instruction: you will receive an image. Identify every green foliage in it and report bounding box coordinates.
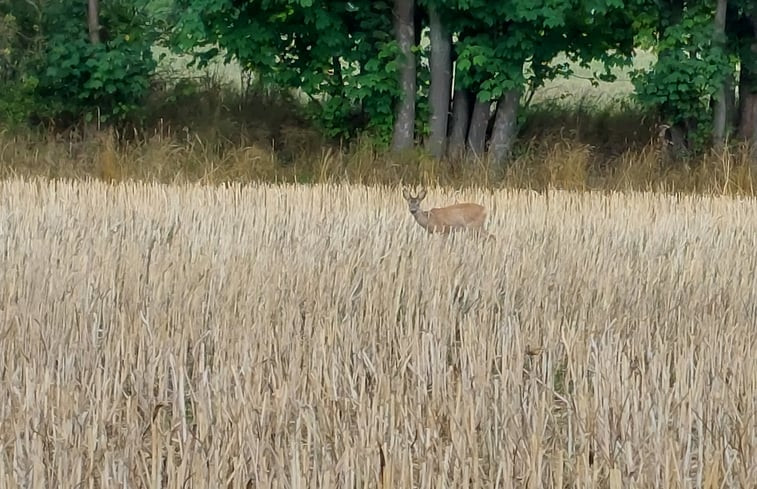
[0,76,39,126]
[0,8,43,125]
[414,43,431,142]
[167,0,745,157]
[439,0,641,103]
[0,0,158,126]
[340,39,402,144]
[170,0,647,147]
[631,3,731,151]
[173,0,402,143]
[36,0,158,124]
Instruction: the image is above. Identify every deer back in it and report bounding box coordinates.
[427,203,486,231]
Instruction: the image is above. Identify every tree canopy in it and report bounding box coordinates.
[2,0,757,162]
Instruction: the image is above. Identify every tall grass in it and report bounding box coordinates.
[2,127,757,195]
[0,179,755,487]
[2,70,754,194]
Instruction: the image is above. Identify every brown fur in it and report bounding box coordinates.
[402,188,491,237]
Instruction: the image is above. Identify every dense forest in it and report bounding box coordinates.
[1,0,756,176]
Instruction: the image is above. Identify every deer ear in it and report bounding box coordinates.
[418,189,427,200]
[402,188,411,200]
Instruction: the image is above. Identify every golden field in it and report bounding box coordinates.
[0,179,755,488]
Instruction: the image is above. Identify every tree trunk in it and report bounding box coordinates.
[427,5,452,159]
[739,76,757,140]
[87,0,101,44]
[656,0,687,153]
[466,96,492,158]
[711,0,728,147]
[726,73,736,128]
[488,89,521,167]
[738,13,757,150]
[448,88,472,158]
[742,86,757,166]
[86,0,102,135]
[332,56,343,87]
[391,0,416,152]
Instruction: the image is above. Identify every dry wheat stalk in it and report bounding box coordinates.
[0,179,755,488]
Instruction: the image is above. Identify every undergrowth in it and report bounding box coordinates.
[1,78,756,196]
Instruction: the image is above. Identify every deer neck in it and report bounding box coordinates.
[411,209,431,229]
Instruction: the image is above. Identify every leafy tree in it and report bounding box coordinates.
[173,0,641,160]
[0,2,44,125]
[442,0,641,166]
[632,1,731,152]
[631,0,757,154]
[0,0,158,127]
[173,0,401,143]
[39,0,158,125]
[174,0,698,167]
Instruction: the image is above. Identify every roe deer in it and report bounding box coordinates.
[402,188,492,237]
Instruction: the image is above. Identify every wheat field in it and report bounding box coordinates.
[0,179,755,488]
